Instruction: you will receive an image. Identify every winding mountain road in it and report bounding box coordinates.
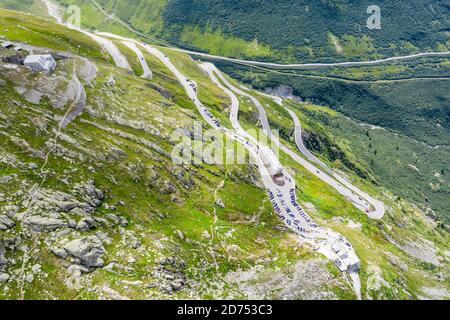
[122,41,153,78]
[78,0,450,71]
[84,32,131,70]
[42,0,131,70]
[285,108,385,219]
[122,39,362,284]
[199,62,361,297]
[40,0,424,296]
[206,66,385,219]
[172,48,450,70]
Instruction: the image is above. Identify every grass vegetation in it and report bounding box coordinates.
[0,8,448,300]
[0,8,107,61]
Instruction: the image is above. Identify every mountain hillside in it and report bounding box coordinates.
[0,5,448,301]
[51,0,450,62]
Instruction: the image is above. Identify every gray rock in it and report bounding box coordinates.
[0,243,8,265]
[215,197,225,209]
[174,230,185,241]
[170,280,184,291]
[31,264,41,273]
[64,236,106,268]
[96,231,112,245]
[161,284,173,293]
[55,201,78,212]
[160,180,177,195]
[164,274,175,280]
[106,74,115,87]
[50,247,68,259]
[68,219,77,228]
[145,83,174,100]
[0,273,10,283]
[77,217,96,231]
[105,214,120,225]
[55,229,70,239]
[0,215,15,230]
[74,181,104,207]
[105,214,127,227]
[67,264,89,278]
[131,240,141,249]
[23,216,67,231]
[28,162,38,170]
[25,273,34,283]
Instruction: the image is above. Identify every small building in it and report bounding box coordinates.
[23,54,56,73]
[260,146,283,176]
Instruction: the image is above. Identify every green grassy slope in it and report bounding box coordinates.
[216,60,450,222]
[163,0,449,61]
[44,0,450,63]
[0,9,352,299]
[52,0,450,63]
[0,9,448,300]
[157,48,450,299]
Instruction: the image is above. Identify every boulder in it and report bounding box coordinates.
[174,230,185,241]
[170,279,184,291]
[105,214,128,227]
[215,197,225,209]
[0,215,15,230]
[64,236,106,268]
[95,231,112,245]
[50,247,68,259]
[77,217,96,231]
[67,264,89,278]
[0,243,7,266]
[55,201,78,212]
[0,273,10,283]
[23,216,67,231]
[75,181,104,207]
[106,74,115,87]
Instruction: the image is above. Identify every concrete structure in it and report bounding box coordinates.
[260,146,285,186]
[260,146,283,176]
[23,54,56,73]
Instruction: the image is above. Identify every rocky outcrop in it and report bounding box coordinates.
[78,57,97,84]
[23,216,67,231]
[60,74,86,128]
[74,180,104,208]
[225,259,340,300]
[0,242,8,267]
[154,257,187,293]
[64,236,106,268]
[19,181,104,233]
[215,197,225,208]
[146,83,175,100]
[0,273,10,283]
[0,215,15,231]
